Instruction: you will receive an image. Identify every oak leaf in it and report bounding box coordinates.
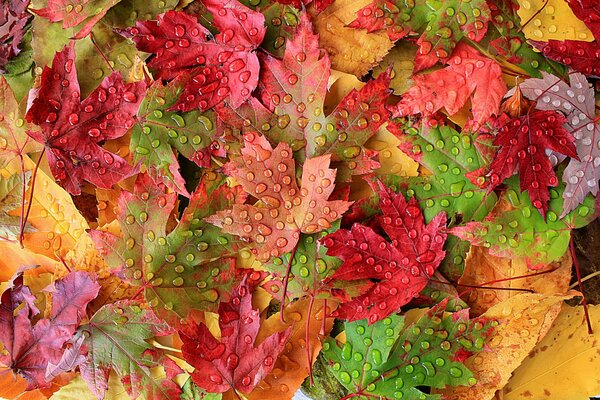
[321,181,447,324]
[206,133,351,261]
[180,278,292,394]
[123,0,265,111]
[25,42,144,195]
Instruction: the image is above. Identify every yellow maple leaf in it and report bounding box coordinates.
[516,0,593,42]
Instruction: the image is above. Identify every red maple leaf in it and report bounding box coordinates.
[180,277,291,394]
[123,0,265,112]
[393,43,506,127]
[532,40,600,76]
[321,181,447,324]
[205,132,352,261]
[275,0,333,12]
[0,0,31,71]
[25,42,144,195]
[0,271,100,388]
[488,110,579,217]
[566,0,600,39]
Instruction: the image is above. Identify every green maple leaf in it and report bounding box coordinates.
[91,173,243,327]
[452,176,596,265]
[131,77,224,196]
[322,304,493,400]
[78,301,182,400]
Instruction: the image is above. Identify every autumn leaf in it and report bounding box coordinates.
[322,303,493,399]
[321,181,447,324]
[488,110,578,217]
[122,0,266,112]
[78,300,182,400]
[26,42,145,195]
[206,133,352,261]
[0,271,100,388]
[32,0,122,39]
[0,170,33,241]
[91,173,242,327]
[180,278,292,394]
[515,0,593,42]
[0,0,32,73]
[393,43,507,127]
[566,0,600,39]
[531,40,600,76]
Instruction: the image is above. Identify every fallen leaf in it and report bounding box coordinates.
[516,0,593,42]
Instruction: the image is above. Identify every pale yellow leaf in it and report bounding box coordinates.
[516,0,593,42]
[373,41,416,95]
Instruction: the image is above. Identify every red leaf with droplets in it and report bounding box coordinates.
[122,0,265,112]
[25,42,144,195]
[566,0,600,39]
[205,133,352,261]
[488,111,579,217]
[275,0,333,12]
[0,0,31,71]
[393,43,506,127]
[0,271,100,388]
[180,277,291,394]
[321,182,447,324]
[32,0,120,40]
[531,40,600,76]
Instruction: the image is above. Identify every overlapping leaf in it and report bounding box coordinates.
[0,0,31,72]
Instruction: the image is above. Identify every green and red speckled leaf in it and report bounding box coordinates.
[25,42,144,195]
[0,271,100,389]
[206,132,352,262]
[393,43,506,128]
[349,0,491,70]
[131,76,225,196]
[90,173,243,327]
[322,302,493,399]
[452,176,596,266]
[78,300,182,400]
[488,110,578,218]
[33,0,122,39]
[532,40,600,76]
[566,0,600,40]
[180,278,291,394]
[218,13,392,180]
[321,181,447,324]
[122,0,265,111]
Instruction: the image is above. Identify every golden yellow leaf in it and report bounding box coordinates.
[440,294,569,400]
[0,241,61,282]
[312,0,393,77]
[503,304,600,399]
[516,0,593,42]
[459,246,572,315]
[367,124,419,178]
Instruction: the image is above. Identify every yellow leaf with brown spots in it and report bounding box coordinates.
[439,293,570,400]
[312,0,393,77]
[459,246,572,315]
[503,304,600,400]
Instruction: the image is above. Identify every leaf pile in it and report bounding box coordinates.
[0,0,599,400]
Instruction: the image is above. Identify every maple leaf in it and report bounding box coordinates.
[218,13,392,180]
[0,271,100,388]
[122,0,266,112]
[131,76,226,196]
[515,72,600,215]
[25,42,144,195]
[32,0,121,40]
[322,303,493,399]
[349,0,491,70]
[393,43,506,127]
[452,176,596,265]
[90,173,242,327]
[205,133,352,262]
[488,109,578,217]
[0,0,31,72]
[566,0,600,39]
[78,300,182,400]
[321,181,447,324]
[0,171,33,241]
[275,0,333,12]
[180,277,292,394]
[531,40,600,77]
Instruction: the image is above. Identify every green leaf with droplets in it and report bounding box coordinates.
[78,300,182,400]
[452,176,596,266]
[322,305,492,400]
[131,78,223,196]
[104,0,179,28]
[382,119,497,279]
[31,18,140,97]
[90,173,243,327]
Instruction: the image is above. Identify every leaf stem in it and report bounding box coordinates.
[20,148,45,247]
[570,236,593,334]
[306,294,315,385]
[280,241,299,323]
[90,33,115,73]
